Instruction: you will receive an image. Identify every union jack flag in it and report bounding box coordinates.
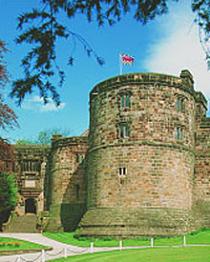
[121,54,135,64]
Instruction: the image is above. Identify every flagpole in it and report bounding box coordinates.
[119,53,122,75]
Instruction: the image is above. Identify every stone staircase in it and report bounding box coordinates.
[3,213,38,233]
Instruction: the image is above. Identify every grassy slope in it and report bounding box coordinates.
[51,247,210,262]
[0,237,49,252]
[43,228,210,247]
[43,232,163,247]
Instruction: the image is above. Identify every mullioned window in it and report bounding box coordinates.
[120,93,131,108]
[119,167,127,176]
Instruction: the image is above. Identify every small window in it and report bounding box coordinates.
[4,161,9,169]
[176,97,185,112]
[120,94,131,108]
[12,162,16,172]
[118,123,130,138]
[175,127,183,140]
[119,167,127,176]
[76,154,84,163]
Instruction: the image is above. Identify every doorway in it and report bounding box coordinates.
[25,198,37,214]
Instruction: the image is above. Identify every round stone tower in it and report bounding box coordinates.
[46,135,88,232]
[79,70,196,237]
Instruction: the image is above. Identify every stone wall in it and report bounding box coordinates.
[4,70,210,237]
[79,71,197,237]
[193,117,210,228]
[14,145,50,216]
[0,143,14,173]
[46,136,88,231]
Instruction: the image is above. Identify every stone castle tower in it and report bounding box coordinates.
[79,70,196,236]
[4,70,210,237]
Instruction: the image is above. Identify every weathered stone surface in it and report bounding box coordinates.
[46,136,88,231]
[80,71,197,236]
[4,70,210,237]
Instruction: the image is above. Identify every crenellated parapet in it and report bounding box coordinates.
[51,135,88,149]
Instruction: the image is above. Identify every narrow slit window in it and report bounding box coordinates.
[176,97,185,112]
[175,127,183,140]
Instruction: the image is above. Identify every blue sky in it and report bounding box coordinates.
[0,0,209,142]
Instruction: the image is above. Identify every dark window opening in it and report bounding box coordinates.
[25,198,36,214]
[119,167,127,176]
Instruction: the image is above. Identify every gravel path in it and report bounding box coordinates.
[0,233,121,262]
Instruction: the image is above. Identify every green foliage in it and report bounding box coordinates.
[16,139,36,145]
[10,0,210,105]
[0,173,17,213]
[192,0,210,69]
[36,128,71,144]
[16,128,71,145]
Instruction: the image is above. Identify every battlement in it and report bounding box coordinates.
[15,144,50,150]
[51,136,88,149]
[14,144,50,159]
[90,71,196,97]
[195,91,208,110]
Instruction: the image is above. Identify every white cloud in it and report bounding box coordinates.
[22,96,66,112]
[143,2,210,99]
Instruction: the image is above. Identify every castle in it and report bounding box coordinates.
[3,70,210,237]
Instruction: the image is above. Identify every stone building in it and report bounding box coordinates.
[3,70,210,237]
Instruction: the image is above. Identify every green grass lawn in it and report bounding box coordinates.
[43,228,210,247]
[50,247,210,262]
[0,237,49,253]
[43,232,151,247]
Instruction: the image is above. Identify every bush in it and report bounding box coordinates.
[0,172,17,213]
